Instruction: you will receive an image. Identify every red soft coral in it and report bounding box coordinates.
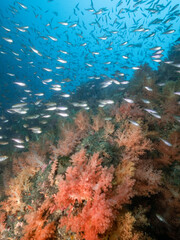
[0,211,6,233]
[52,149,134,240]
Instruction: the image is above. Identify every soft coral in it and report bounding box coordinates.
[52,149,134,240]
[21,198,56,240]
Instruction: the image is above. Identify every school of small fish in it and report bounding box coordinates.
[0,0,179,154]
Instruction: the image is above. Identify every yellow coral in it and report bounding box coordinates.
[1,167,37,214]
[106,211,152,240]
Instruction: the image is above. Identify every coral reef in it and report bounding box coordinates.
[0,60,179,240]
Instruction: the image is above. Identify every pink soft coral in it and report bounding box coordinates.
[75,110,90,131]
[113,103,144,122]
[134,160,162,196]
[50,123,85,157]
[52,149,134,240]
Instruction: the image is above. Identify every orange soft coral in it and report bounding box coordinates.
[75,110,90,131]
[91,114,105,132]
[48,158,58,186]
[21,198,56,240]
[50,123,85,157]
[104,120,115,139]
[114,103,144,122]
[1,167,36,214]
[0,211,6,234]
[52,149,134,240]
[154,131,180,166]
[134,160,162,197]
[115,122,152,160]
[12,150,46,174]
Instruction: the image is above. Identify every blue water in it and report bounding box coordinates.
[0,0,179,111]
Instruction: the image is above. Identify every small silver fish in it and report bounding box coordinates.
[17,27,27,32]
[159,138,172,147]
[17,2,28,9]
[61,94,70,98]
[86,63,93,67]
[26,115,40,119]
[12,138,24,144]
[144,108,157,114]
[2,37,13,43]
[156,214,168,224]
[92,52,100,55]
[172,64,180,68]
[121,81,129,84]
[129,120,140,127]
[123,98,134,104]
[142,99,150,104]
[42,115,51,118]
[132,67,140,70]
[144,86,153,91]
[57,107,68,111]
[98,36,108,40]
[42,79,52,84]
[99,100,114,105]
[157,83,165,86]
[58,22,68,26]
[70,23,77,28]
[29,127,42,134]
[57,112,69,117]
[1,26,11,32]
[163,29,175,34]
[151,113,161,119]
[0,142,9,145]
[14,82,26,87]
[0,156,8,162]
[59,50,68,54]
[72,102,87,107]
[121,41,128,46]
[14,144,25,149]
[48,36,58,41]
[46,107,57,111]
[150,46,161,51]
[57,58,67,63]
[153,59,162,63]
[35,93,44,96]
[43,68,52,72]
[50,87,61,91]
[30,47,42,56]
[7,73,15,77]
